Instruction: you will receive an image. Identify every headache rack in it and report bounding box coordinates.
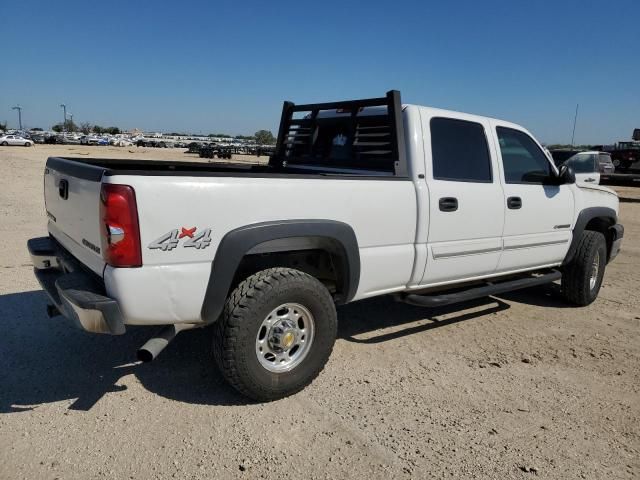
[269,90,407,176]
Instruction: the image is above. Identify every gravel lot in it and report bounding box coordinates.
[0,145,638,479]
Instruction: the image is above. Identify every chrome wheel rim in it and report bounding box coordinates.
[255,303,315,373]
[589,251,600,290]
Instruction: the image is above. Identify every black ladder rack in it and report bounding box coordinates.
[270,90,407,177]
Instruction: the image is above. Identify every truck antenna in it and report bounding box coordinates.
[571,103,579,146]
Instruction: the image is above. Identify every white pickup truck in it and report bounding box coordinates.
[28,91,624,401]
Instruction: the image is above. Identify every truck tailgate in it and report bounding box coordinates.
[44,158,106,275]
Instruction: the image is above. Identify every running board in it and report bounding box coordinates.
[400,270,562,308]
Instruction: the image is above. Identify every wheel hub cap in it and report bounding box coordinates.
[268,320,297,351]
[255,303,315,373]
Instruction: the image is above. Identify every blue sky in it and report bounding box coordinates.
[1,0,638,144]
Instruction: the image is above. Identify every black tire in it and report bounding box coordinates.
[24,142,30,147]
[562,230,607,306]
[1,141,7,146]
[213,267,337,401]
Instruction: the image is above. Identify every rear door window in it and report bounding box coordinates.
[430,117,492,182]
[598,154,612,166]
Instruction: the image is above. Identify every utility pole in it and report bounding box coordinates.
[571,103,579,147]
[12,105,23,130]
[60,104,67,134]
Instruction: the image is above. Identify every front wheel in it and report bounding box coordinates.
[1,141,7,146]
[213,268,337,401]
[24,142,31,147]
[562,230,607,306]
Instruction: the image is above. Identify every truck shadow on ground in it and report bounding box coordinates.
[0,283,562,412]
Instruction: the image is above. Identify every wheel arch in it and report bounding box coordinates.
[201,220,360,324]
[563,207,617,265]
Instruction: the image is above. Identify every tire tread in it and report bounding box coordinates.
[213,268,336,401]
[562,230,606,306]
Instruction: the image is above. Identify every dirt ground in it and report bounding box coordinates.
[0,144,638,480]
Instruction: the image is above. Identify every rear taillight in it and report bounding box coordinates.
[99,184,142,267]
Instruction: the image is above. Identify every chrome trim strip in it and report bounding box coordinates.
[503,239,568,251]
[432,238,569,259]
[432,246,502,259]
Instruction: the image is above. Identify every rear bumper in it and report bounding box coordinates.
[609,224,624,262]
[28,236,125,335]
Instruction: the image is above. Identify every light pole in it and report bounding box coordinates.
[69,113,73,131]
[571,103,579,147]
[12,105,23,130]
[60,104,67,134]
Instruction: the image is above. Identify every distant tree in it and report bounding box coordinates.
[93,125,104,134]
[51,120,78,132]
[80,122,92,134]
[210,133,232,138]
[104,126,120,135]
[547,144,595,150]
[0,121,8,131]
[30,127,43,131]
[254,130,275,145]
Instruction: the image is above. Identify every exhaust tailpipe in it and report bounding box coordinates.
[137,324,198,362]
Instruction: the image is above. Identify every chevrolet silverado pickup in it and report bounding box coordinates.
[28,90,624,401]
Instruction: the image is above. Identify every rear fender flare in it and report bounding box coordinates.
[201,220,360,324]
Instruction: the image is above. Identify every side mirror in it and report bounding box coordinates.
[558,165,576,184]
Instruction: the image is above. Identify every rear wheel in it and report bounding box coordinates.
[213,268,337,401]
[1,141,7,146]
[562,230,607,306]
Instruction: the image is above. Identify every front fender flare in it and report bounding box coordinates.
[563,207,617,265]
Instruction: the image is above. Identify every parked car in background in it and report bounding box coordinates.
[61,135,81,145]
[80,135,100,145]
[550,149,582,166]
[0,134,33,146]
[560,151,615,185]
[31,133,46,144]
[187,142,202,153]
[110,138,134,147]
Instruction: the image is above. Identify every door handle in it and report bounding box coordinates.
[439,197,458,212]
[584,178,596,183]
[507,196,522,209]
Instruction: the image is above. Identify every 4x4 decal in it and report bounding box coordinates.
[149,227,212,251]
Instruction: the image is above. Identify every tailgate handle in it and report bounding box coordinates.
[58,179,69,200]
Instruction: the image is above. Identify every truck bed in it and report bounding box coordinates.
[48,156,272,177]
[47,156,400,179]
